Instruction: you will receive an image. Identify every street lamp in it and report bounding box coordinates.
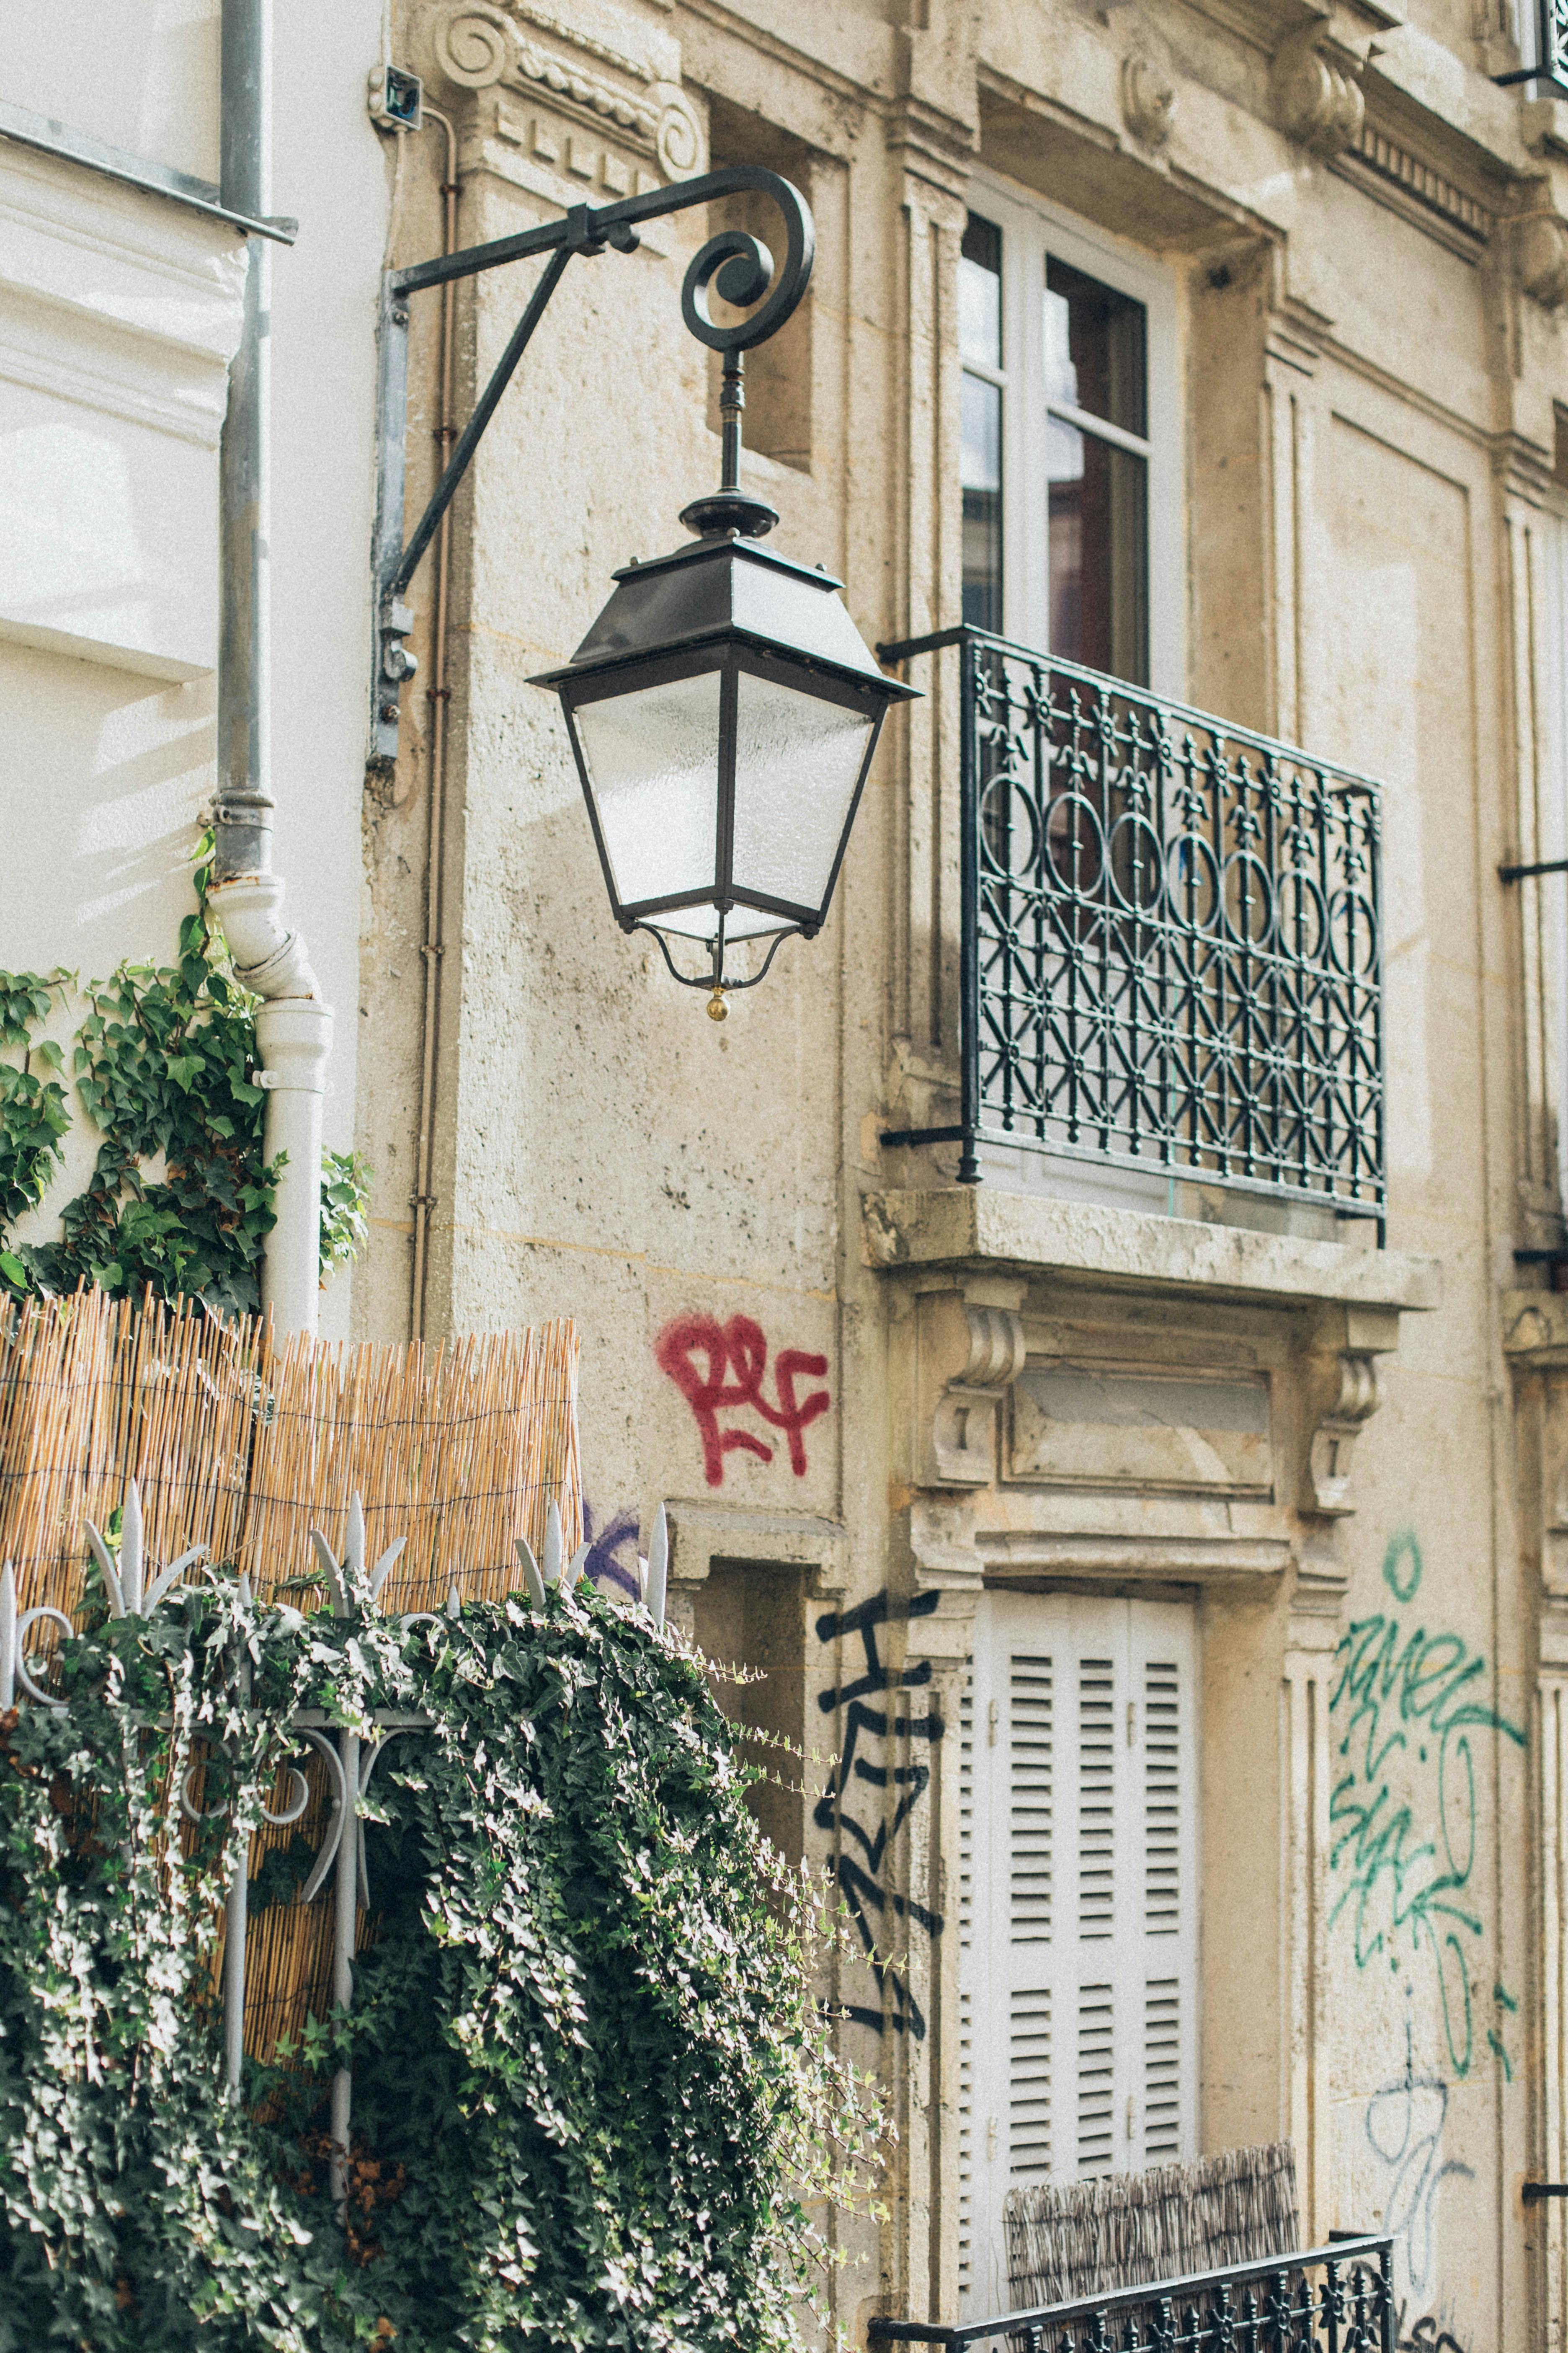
[372,173,916,1015]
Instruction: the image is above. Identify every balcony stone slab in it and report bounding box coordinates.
[861,1184,1442,1317]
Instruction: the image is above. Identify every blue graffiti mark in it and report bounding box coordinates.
[580,1502,642,1599]
[1328,1531,1527,2078]
[814,1588,944,2040]
[1364,2026,1474,2300]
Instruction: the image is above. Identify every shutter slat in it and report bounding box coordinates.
[1143,1976,1181,2161]
[1009,1654,1054,1944]
[1078,1657,1115,1940]
[1009,1988,1052,2179]
[1143,1659,1180,1935]
[1076,1982,1115,2175]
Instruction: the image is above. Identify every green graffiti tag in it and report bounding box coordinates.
[1328,1531,1526,2079]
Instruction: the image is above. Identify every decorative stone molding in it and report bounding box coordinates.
[1122,56,1175,152]
[1516,208,1568,310]
[430,0,705,181]
[0,139,246,679]
[1271,30,1365,160]
[1304,1351,1380,1515]
[908,1279,1028,1490]
[1300,1306,1398,1517]
[931,1302,1027,1486]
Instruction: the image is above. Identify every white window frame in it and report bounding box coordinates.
[966,171,1186,700]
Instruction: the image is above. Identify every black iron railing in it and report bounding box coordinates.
[880,629,1385,1223]
[867,2234,1395,2353]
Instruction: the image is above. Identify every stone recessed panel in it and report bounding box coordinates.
[1006,1362,1273,1498]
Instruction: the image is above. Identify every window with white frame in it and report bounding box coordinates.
[958,1591,1199,2315]
[958,188,1182,693]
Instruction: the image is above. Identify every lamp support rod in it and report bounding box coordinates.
[369,165,814,767]
[1499,858,1568,882]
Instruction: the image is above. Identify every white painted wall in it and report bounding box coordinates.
[0,5,392,1336]
[4,0,222,182]
[269,0,392,1335]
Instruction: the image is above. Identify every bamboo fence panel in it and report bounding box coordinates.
[0,1291,259,1616]
[239,1319,582,1612]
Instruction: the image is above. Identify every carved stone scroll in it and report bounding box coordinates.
[430,0,706,183]
[1516,208,1568,310]
[1271,31,1365,160]
[1305,1349,1381,1516]
[1122,56,1175,152]
[923,1293,1028,1488]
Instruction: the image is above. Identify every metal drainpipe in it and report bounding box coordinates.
[209,0,332,1345]
[406,107,457,1343]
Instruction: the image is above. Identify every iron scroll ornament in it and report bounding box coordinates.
[371,165,816,760]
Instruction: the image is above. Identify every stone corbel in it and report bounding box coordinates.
[1271,29,1365,159]
[1515,198,1568,310]
[1301,1305,1399,1517]
[1122,55,1176,152]
[918,1280,1028,1489]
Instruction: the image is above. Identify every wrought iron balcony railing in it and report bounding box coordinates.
[880,629,1385,1225]
[866,2233,1395,2353]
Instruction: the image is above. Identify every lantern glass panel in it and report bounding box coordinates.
[730,670,877,919]
[572,668,722,911]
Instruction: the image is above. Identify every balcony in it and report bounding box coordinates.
[880,630,1385,1234]
[867,2233,1395,2353]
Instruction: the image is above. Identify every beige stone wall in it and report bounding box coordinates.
[364,0,1568,2342]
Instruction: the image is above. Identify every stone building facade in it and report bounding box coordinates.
[359,0,1568,2345]
[8,0,1568,2343]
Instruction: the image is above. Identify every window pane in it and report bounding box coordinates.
[1047,421,1148,685]
[963,372,1003,631]
[1044,256,1147,438]
[573,670,721,911]
[730,670,874,920]
[960,213,1002,369]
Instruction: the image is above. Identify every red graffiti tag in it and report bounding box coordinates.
[655,1313,830,1486]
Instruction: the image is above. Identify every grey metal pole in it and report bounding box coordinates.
[223,1866,248,2091]
[330,1725,360,2219]
[216,0,273,882]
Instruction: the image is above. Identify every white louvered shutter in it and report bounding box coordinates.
[957,1593,1198,2315]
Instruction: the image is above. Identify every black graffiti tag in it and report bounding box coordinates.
[815,1588,944,2039]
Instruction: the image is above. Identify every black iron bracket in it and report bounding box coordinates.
[1524,2182,1568,2201]
[1500,857,1568,882]
[369,165,814,766]
[1491,0,1568,88]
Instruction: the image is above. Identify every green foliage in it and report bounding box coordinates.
[320,1152,372,1286]
[43,882,279,1317]
[0,845,373,1315]
[0,970,70,1291]
[0,1570,878,2352]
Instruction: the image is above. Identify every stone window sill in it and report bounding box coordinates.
[861,1185,1441,1317]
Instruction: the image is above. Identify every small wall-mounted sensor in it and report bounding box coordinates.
[368,65,423,132]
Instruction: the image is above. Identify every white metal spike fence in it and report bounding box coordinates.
[0,1485,671,2219]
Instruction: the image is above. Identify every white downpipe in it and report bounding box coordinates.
[209,873,332,1339]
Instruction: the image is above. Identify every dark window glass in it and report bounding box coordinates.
[1044,259,1148,684]
[1043,256,1146,435]
[960,214,1002,369]
[961,214,1003,632]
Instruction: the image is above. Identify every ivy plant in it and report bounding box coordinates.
[0,1569,879,2352]
[0,970,70,1291]
[0,843,371,1315]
